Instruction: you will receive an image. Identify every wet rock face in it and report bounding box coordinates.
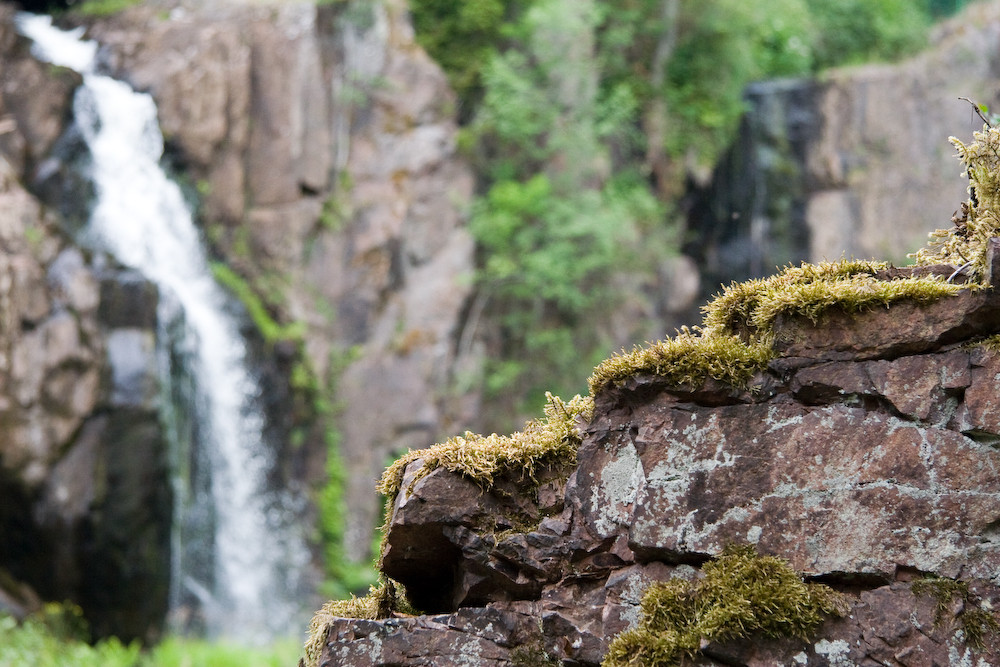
[0,11,171,639]
[318,283,1000,665]
[688,4,1000,292]
[85,0,478,561]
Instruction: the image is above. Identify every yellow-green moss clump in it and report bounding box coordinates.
[303,580,420,667]
[913,125,1000,282]
[589,327,773,395]
[603,545,847,667]
[589,259,965,395]
[377,391,594,501]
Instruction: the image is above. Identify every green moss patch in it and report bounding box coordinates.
[911,576,1000,649]
[377,392,594,501]
[603,545,847,667]
[588,328,773,395]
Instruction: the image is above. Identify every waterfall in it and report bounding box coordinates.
[16,14,309,641]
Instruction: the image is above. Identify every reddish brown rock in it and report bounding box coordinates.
[315,603,545,667]
[380,461,571,612]
[320,285,1000,665]
[770,290,1000,368]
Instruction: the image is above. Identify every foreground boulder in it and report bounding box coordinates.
[303,258,1000,665]
[304,125,1000,665]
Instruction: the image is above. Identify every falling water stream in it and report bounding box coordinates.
[16,14,308,640]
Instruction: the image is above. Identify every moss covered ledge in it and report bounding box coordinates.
[589,260,968,397]
[302,124,1000,666]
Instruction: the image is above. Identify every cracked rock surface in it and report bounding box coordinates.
[314,264,1000,666]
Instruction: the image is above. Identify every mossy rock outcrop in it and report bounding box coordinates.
[302,126,1000,666]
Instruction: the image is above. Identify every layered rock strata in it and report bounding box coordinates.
[313,256,1000,665]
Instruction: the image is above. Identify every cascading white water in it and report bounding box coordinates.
[16,14,308,641]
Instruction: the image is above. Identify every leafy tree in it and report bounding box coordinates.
[408,0,949,427]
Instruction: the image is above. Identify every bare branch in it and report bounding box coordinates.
[960,97,992,128]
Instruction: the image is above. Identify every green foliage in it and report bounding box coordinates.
[209,262,306,345]
[461,0,671,419]
[315,346,378,600]
[144,637,300,667]
[808,0,931,70]
[73,0,142,16]
[0,604,130,667]
[409,0,946,420]
[656,0,815,168]
[603,545,846,667]
[0,606,297,667]
[409,0,536,114]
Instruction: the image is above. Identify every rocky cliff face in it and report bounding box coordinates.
[0,0,475,637]
[0,5,170,640]
[83,0,477,562]
[311,249,1000,663]
[690,3,1000,289]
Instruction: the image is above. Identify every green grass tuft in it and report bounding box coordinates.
[911,576,1000,649]
[0,605,298,667]
[74,0,142,16]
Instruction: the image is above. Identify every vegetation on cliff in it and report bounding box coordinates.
[603,546,847,667]
[409,0,974,428]
[913,123,1000,282]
